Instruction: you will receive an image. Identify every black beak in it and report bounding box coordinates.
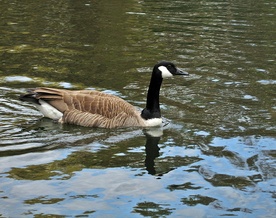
[175,68,189,76]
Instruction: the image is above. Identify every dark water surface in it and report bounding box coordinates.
[0,0,275,217]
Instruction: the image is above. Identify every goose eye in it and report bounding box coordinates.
[166,64,174,72]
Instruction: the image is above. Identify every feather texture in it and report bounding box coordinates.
[20,87,145,128]
[19,61,188,128]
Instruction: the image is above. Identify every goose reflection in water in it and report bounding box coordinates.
[143,129,162,175]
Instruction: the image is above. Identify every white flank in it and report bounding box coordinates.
[158,66,173,78]
[35,100,63,120]
[145,118,162,127]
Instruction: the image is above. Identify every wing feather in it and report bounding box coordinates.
[62,109,143,128]
[22,87,144,127]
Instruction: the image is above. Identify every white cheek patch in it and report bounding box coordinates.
[158,66,173,78]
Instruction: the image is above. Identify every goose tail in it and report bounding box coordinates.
[19,89,40,105]
[20,89,63,120]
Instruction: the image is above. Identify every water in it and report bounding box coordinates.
[0,0,275,217]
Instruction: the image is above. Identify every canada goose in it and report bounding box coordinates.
[19,61,188,128]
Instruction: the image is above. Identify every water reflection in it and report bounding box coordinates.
[144,130,161,175]
[1,0,276,217]
[4,126,164,179]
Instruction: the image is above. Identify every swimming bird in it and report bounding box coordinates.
[19,61,188,128]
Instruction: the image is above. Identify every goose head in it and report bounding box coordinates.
[141,61,189,123]
[153,61,189,79]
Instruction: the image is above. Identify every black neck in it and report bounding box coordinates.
[141,72,163,120]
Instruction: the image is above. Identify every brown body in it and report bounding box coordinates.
[21,87,146,128]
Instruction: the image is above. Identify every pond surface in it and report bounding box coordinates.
[0,0,275,217]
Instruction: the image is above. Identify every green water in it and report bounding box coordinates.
[0,0,275,217]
